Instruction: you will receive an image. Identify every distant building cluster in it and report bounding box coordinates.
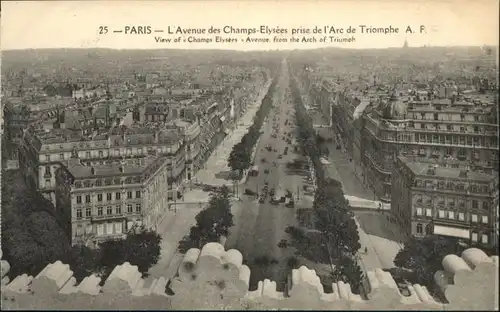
[2,63,270,246]
[301,49,499,249]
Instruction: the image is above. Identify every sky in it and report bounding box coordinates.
[1,0,499,51]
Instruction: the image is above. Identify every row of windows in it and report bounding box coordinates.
[415,180,490,194]
[410,112,486,123]
[76,191,141,203]
[75,203,142,218]
[415,207,489,223]
[414,197,490,210]
[45,145,184,162]
[74,222,123,236]
[415,224,491,244]
[379,131,497,147]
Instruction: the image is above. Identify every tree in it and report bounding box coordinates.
[393,235,464,289]
[228,143,251,173]
[330,256,365,294]
[66,225,162,283]
[1,171,73,278]
[178,186,234,253]
[66,245,102,282]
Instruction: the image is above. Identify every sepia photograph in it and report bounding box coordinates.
[0,0,498,310]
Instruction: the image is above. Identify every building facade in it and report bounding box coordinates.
[55,156,171,246]
[362,90,498,202]
[392,156,499,249]
[19,125,188,204]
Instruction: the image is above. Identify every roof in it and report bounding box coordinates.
[400,156,497,182]
[66,156,162,179]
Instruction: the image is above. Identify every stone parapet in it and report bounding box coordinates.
[1,243,498,310]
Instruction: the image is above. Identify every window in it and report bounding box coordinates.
[127,191,133,199]
[106,223,114,234]
[438,210,445,218]
[107,206,113,215]
[135,203,141,213]
[76,209,82,219]
[76,196,82,204]
[85,151,91,158]
[99,150,104,157]
[426,208,432,217]
[482,234,489,244]
[482,201,489,210]
[115,222,123,234]
[107,193,112,201]
[448,211,454,219]
[136,191,141,198]
[472,232,478,242]
[482,216,488,224]
[59,153,64,160]
[97,224,104,236]
[472,214,478,222]
[114,149,120,156]
[95,180,102,187]
[85,195,91,203]
[75,225,83,236]
[416,223,423,234]
[45,154,51,161]
[459,212,465,221]
[472,200,478,209]
[85,207,91,217]
[116,205,122,215]
[416,208,423,216]
[116,192,121,200]
[85,225,93,235]
[97,194,103,202]
[127,204,133,213]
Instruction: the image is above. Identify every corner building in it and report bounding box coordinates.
[362,90,498,202]
[392,156,499,249]
[55,156,171,246]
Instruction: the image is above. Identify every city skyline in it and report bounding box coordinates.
[1,0,499,51]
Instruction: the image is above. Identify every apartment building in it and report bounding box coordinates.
[361,90,498,202]
[19,124,187,204]
[55,156,170,246]
[392,156,499,248]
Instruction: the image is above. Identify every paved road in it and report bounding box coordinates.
[226,60,314,291]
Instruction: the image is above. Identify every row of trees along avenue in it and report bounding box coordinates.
[227,74,279,193]
[177,185,234,253]
[278,69,365,294]
[1,170,161,284]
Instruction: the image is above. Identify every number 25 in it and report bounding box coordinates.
[99,26,108,34]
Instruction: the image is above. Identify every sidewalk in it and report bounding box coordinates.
[147,205,203,281]
[194,80,272,187]
[354,216,402,272]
